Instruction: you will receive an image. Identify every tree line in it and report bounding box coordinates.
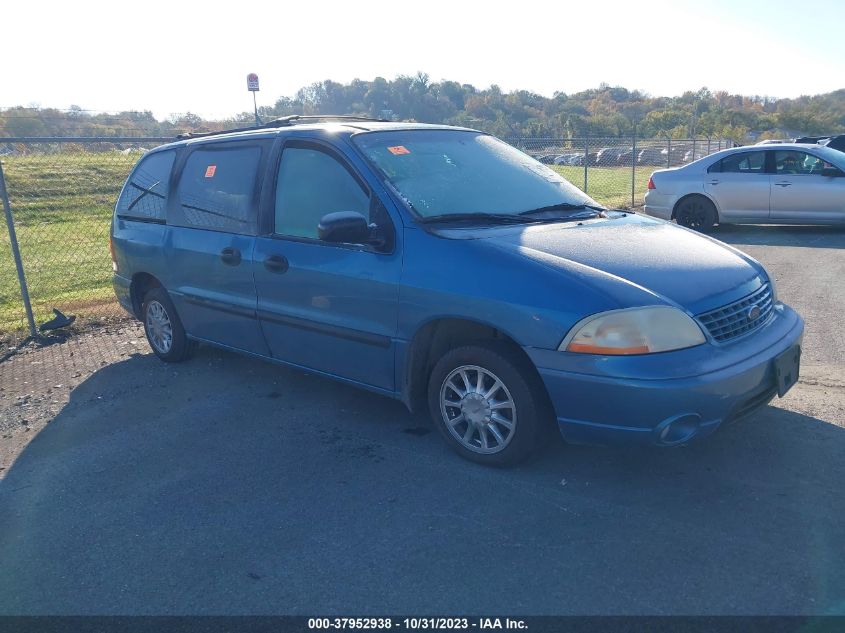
[3,74,844,142]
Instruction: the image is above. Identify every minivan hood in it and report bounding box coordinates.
[473,214,764,314]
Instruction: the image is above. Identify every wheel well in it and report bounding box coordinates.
[129,273,162,318]
[402,318,539,413]
[672,193,719,221]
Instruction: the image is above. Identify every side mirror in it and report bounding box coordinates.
[821,167,845,178]
[318,211,371,244]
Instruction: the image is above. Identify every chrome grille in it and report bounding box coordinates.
[696,283,774,343]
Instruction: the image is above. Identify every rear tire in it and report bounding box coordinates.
[675,196,717,232]
[427,342,547,466]
[141,287,196,362]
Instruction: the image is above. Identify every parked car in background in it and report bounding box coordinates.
[111,117,803,466]
[595,147,625,165]
[662,146,688,166]
[616,147,636,166]
[683,149,710,163]
[644,143,845,231]
[553,153,578,165]
[637,147,665,166]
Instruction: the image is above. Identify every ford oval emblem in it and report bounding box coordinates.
[747,305,761,322]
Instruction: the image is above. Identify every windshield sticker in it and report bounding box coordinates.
[387,145,411,155]
[204,165,217,178]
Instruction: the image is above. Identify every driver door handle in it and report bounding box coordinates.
[774,182,792,187]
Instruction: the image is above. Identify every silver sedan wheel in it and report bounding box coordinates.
[439,365,517,454]
[145,300,173,354]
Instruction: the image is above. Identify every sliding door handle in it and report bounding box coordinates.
[220,247,242,266]
[264,255,289,274]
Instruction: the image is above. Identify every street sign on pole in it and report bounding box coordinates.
[247,73,260,126]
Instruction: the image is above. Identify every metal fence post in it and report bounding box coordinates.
[631,129,637,208]
[667,138,671,168]
[707,136,712,155]
[692,137,697,162]
[583,134,588,193]
[0,160,37,338]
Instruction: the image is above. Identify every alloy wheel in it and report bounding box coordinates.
[145,300,173,354]
[439,365,517,454]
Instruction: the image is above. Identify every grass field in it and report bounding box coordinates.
[0,152,655,338]
[552,164,654,209]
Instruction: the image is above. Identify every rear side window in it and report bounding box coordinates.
[709,151,766,174]
[116,150,175,221]
[176,145,262,234]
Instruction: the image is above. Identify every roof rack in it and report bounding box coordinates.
[266,115,389,126]
[176,115,390,140]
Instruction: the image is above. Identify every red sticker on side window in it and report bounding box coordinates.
[387,145,410,155]
[205,165,217,178]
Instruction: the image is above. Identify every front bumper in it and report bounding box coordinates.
[526,305,804,446]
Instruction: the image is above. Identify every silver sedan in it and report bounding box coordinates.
[643,143,845,231]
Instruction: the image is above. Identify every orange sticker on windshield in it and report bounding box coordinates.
[387,145,410,155]
[205,165,217,178]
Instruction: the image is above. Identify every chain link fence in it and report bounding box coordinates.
[0,134,732,352]
[0,138,170,350]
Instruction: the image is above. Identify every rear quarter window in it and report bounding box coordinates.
[116,150,175,221]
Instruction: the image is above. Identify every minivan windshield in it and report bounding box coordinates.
[812,145,845,170]
[353,130,600,220]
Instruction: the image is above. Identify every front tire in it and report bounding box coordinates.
[427,343,547,466]
[675,196,717,232]
[141,287,196,362]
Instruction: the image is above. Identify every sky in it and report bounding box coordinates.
[3,0,845,120]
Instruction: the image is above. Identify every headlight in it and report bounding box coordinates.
[560,306,706,355]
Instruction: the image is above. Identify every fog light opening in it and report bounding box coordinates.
[658,414,701,445]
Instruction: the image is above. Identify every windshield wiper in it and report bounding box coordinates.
[417,212,537,225]
[417,204,609,226]
[517,202,607,217]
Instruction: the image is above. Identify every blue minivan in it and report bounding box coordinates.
[111,116,804,465]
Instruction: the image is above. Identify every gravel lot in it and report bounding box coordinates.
[0,224,843,615]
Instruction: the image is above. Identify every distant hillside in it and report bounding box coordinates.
[2,76,844,142]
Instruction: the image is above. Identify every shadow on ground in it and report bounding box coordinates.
[711,224,845,249]
[1,348,844,615]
